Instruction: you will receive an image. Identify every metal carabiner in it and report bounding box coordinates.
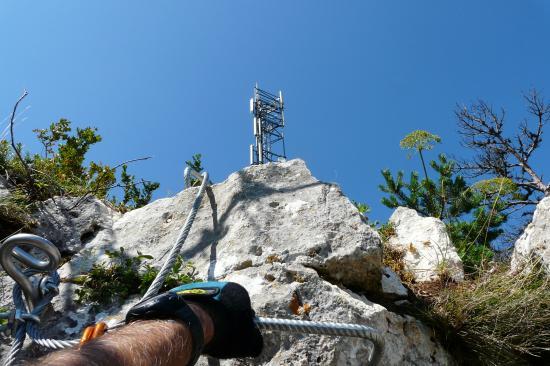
[0,233,60,310]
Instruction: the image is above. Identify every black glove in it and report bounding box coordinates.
[170,281,263,359]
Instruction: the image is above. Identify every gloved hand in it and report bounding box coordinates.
[126,281,263,360]
[170,281,263,359]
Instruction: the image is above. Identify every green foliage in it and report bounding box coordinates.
[471,177,517,196]
[352,201,370,215]
[186,153,203,173]
[0,119,159,236]
[186,153,203,186]
[72,248,200,306]
[380,154,477,219]
[380,133,515,271]
[116,165,160,210]
[34,119,102,178]
[140,255,200,293]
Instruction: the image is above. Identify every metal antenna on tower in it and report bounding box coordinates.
[249,84,287,165]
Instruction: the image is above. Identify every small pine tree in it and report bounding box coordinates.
[185,153,203,186]
[380,132,515,271]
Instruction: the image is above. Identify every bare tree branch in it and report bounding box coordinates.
[8,90,37,195]
[456,90,549,202]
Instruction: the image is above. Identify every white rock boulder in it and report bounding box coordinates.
[511,196,550,274]
[387,207,464,282]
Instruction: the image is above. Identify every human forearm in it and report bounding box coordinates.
[33,303,213,366]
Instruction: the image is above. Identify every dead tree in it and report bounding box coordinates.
[456,89,550,206]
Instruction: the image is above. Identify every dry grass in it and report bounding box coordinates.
[382,244,415,283]
[379,223,416,283]
[426,260,550,365]
[0,189,34,239]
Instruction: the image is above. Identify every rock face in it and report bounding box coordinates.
[388,207,464,283]
[511,196,550,273]
[198,264,451,366]
[59,160,382,293]
[380,267,408,299]
[1,160,454,365]
[32,196,121,255]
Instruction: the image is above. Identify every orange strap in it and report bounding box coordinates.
[79,322,107,346]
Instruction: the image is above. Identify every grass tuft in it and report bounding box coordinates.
[409,259,550,365]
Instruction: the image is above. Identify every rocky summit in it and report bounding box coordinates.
[1,160,453,365]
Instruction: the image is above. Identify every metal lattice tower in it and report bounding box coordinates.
[249,84,286,165]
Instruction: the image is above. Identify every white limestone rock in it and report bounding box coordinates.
[511,196,550,274]
[59,160,382,292]
[32,196,122,255]
[388,207,464,282]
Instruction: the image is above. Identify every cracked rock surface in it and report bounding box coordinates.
[32,196,121,255]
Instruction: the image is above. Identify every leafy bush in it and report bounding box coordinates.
[0,119,159,237]
[113,165,160,210]
[71,248,200,306]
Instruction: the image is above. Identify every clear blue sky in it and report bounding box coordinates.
[1,1,549,222]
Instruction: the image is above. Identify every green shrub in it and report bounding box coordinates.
[0,119,159,237]
[71,248,200,306]
[112,165,160,210]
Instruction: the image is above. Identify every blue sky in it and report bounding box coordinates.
[1,1,549,222]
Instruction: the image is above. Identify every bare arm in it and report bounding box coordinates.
[33,303,214,366]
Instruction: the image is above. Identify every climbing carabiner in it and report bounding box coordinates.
[0,233,61,310]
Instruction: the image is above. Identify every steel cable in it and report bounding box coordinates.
[255,317,383,365]
[141,172,209,301]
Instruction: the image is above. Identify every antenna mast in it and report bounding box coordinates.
[249,84,286,165]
